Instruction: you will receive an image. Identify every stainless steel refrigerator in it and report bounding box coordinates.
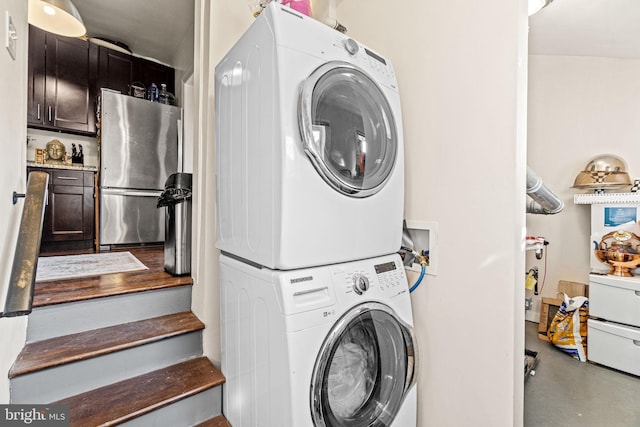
[99,89,182,248]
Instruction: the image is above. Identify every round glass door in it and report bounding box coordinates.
[298,62,398,198]
[310,303,417,427]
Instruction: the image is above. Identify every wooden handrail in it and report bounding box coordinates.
[1,171,49,317]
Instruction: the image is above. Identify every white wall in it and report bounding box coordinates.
[337,1,527,426]
[0,0,29,403]
[172,11,195,108]
[182,74,194,173]
[526,55,640,319]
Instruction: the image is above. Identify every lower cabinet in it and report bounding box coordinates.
[587,274,640,376]
[28,167,95,252]
[588,319,640,377]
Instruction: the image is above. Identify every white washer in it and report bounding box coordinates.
[220,253,418,427]
[215,3,405,270]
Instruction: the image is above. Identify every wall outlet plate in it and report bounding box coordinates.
[5,11,17,60]
[525,297,533,310]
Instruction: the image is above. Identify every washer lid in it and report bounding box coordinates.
[299,62,398,198]
[310,302,417,427]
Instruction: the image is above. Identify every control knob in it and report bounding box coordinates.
[343,38,359,55]
[353,274,370,295]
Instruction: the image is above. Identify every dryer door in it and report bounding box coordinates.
[299,62,398,198]
[310,302,417,427]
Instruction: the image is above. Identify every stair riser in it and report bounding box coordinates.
[11,332,203,404]
[27,286,192,342]
[120,387,222,427]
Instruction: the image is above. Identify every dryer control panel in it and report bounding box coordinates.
[329,35,398,90]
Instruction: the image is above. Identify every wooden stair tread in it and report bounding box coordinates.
[195,415,232,427]
[10,312,204,378]
[33,247,192,308]
[54,357,225,427]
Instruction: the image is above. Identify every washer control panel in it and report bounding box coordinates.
[352,274,370,295]
[373,260,406,291]
[340,257,407,297]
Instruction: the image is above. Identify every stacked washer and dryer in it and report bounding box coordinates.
[215,4,417,426]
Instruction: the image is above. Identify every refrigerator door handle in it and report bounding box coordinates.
[101,188,162,197]
[177,117,183,173]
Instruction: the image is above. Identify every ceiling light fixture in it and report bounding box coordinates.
[28,0,86,38]
[528,0,553,16]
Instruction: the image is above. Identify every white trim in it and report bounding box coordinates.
[574,192,640,205]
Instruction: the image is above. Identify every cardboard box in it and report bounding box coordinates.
[538,297,563,342]
[557,280,588,298]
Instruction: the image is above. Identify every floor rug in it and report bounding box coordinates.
[36,252,148,282]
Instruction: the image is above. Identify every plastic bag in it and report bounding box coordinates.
[547,293,589,362]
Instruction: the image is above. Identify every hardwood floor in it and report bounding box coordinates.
[34,246,192,307]
[195,415,232,427]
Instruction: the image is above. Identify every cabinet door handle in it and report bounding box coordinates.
[57,176,79,181]
[37,104,41,120]
[634,340,640,347]
[636,291,640,297]
[48,106,52,122]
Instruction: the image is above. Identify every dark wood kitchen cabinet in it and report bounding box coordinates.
[139,59,175,95]
[96,47,139,95]
[27,25,98,135]
[28,167,95,253]
[27,26,176,137]
[96,46,175,97]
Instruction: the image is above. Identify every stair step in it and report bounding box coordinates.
[33,270,192,307]
[195,415,232,427]
[119,387,222,427]
[10,312,204,378]
[14,248,224,423]
[54,357,225,427]
[27,285,193,342]
[33,248,192,308]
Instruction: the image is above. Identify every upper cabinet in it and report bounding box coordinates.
[96,48,138,96]
[28,25,98,135]
[27,25,176,137]
[139,60,175,96]
[96,48,175,96]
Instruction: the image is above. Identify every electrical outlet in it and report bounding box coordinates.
[404,220,438,276]
[5,11,17,60]
[525,297,533,310]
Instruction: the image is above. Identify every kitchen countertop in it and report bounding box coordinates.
[27,161,98,172]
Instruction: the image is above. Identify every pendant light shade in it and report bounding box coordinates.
[28,0,86,37]
[528,0,553,16]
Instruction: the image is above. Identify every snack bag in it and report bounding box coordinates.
[547,293,589,362]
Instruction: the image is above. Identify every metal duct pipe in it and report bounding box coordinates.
[526,167,564,215]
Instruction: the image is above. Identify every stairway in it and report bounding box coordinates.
[9,248,229,427]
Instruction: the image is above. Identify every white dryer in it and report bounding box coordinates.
[215,3,405,270]
[220,253,417,427]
